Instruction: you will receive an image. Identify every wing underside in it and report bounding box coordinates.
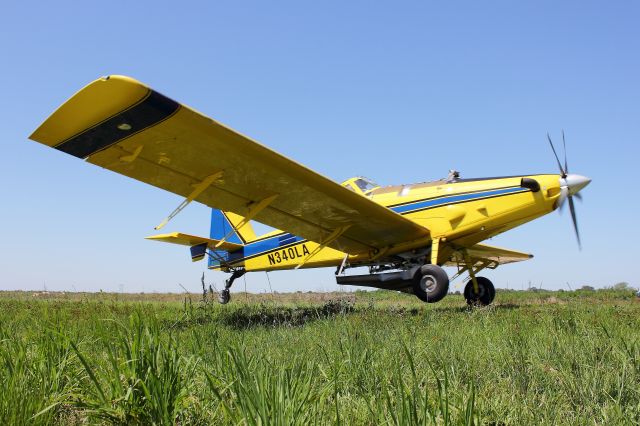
[443,243,533,267]
[30,76,429,255]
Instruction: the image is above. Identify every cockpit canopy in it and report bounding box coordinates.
[341,177,380,195]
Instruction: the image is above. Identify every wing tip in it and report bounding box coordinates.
[28,74,150,146]
[145,232,180,241]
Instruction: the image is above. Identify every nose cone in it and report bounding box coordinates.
[563,174,592,196]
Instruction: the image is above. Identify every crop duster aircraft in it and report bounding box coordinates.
[29,76,591,305]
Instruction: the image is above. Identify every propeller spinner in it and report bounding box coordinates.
[547,131,591,249]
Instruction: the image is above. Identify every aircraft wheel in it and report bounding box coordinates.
[413,265,449,303]
[464,277,495,306]
[218,289,231,304]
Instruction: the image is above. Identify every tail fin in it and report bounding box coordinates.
[210,209,259,244]
[209,209,263,270]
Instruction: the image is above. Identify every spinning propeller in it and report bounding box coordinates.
[547,131,591,249]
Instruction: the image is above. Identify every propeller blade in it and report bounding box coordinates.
[562,130,568,174]
[574,192,582,201]
[547,133,565,176]
[568,195,581,250]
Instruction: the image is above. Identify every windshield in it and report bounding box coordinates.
[353,177,379,193]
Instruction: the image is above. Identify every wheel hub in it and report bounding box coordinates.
[471,284,485,298]
[420,274,437,293]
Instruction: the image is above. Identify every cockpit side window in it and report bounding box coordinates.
[353,178,378,194]
[341,177,379,195]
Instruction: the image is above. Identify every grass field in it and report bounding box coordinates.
[0,288,638,425]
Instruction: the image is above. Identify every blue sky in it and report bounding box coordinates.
[0,1,637,293]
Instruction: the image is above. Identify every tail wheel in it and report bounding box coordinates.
[464,276,495,306]
[218,289,231,304]
[413,265,449,303]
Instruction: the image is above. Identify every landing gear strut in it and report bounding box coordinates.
[464,276,495,306]
[219,269,246,304]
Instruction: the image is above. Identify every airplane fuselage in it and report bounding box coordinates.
[212,174,563,272]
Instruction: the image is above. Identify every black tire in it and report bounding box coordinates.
[413,265,449,303]
[218,289,231,304]
[464,276,495,306]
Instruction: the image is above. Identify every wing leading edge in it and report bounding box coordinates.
[30,75,429,255]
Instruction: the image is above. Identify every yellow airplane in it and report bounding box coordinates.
[29,76,591,305]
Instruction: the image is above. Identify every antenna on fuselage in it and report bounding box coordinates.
[446,170,460,183]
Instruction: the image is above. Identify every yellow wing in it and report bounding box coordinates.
[30,75,429,254]
[443,243,533,267]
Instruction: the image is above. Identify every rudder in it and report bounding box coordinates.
[210,209,260,244]
[210,209,244,243]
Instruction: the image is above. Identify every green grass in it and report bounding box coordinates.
[0,289,638,424]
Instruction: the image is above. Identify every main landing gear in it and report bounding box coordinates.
[335,263,450,303]
[218,269,245,304]
[413,264,449,303]
[450,250,497,306]
[463,276,495,306]
[336,257,499,306]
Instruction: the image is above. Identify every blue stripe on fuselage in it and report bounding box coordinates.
[227,233,304,263]
[390,187,526,214]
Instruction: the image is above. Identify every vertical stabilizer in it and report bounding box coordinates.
[210,209,260,243]
[209,209,244,243]
[209,209,244,269]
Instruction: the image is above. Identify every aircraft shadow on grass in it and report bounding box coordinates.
[431,303,521,314]
[166,300,521,331]
[166,299,357,330]
[221,300,356,329]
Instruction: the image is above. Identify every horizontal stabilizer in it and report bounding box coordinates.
[146,232,243,252]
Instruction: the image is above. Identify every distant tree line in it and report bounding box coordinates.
[528,282,632,292]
